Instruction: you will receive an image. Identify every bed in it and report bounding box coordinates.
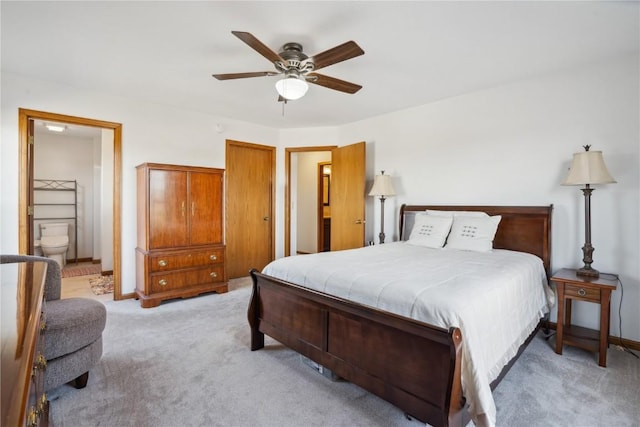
[248,204,553,427]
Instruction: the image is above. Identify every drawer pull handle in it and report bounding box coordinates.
[158,259,168,267]
[38,393,47,413]
[159,279,168,286]
[210,272,218,278]
[27,407,38,427]
[35,354,47,370]
[578,288,586,297]
[209,254,217,261]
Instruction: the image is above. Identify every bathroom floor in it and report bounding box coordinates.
[61,262,112,303]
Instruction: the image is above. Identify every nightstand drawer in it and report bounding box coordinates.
[564,284,600,302]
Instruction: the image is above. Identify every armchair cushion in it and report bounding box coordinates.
[45,298,107,360]
[45,338,103,391]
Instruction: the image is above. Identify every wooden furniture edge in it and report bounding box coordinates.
[2,261,49,426]
[544,321,640,351]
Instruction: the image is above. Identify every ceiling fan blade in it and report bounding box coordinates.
[212,71,279,80]
[307,73,362,94]
[310,41,364,71]
[231,31,284,64]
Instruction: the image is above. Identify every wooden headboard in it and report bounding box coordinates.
[399,204,553,278]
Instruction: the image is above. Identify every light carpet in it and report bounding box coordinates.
[48,279,640,427]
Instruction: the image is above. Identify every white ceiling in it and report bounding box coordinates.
[2,1,638,129]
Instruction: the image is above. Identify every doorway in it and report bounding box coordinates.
[285,146,336,257]
[284,142,366,256]
[285,142,366,256]
[18,109,123,299]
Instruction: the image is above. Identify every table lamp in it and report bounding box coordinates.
[562,145,616,277]
[368,171,396,244]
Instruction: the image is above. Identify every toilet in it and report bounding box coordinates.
[39,223,69,269]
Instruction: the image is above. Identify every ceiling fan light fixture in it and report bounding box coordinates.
[275,76,308,100]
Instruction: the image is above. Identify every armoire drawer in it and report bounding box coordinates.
[149,248,224,272]
[149,265,225,293]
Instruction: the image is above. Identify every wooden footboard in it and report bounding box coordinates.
[248,269,469,427]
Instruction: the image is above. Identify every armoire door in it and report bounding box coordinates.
[189,171,224,246]
[148,169,189,249]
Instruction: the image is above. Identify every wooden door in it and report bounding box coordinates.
[331,141,366,250]
[148,169,189,249]
[226,140,275,278]
[189,170,224,246]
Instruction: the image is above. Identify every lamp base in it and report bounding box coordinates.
[576,266,600,278]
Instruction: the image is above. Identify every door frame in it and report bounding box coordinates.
[317,161,331,252]
[18,108,124,299]
[284,146,336,257]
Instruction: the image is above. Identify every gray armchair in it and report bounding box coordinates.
[1,255,106,391]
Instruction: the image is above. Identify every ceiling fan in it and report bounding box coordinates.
[212,31,364,101]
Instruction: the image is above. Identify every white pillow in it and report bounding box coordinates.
[407,214,453,248]
[426,209,489,218]
[444,215,501,252]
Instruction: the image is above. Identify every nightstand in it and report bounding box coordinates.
[551,268,618,367]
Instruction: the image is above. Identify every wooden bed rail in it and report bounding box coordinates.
[248,269,470,427]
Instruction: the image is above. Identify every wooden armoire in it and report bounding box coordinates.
[135,163,227,308]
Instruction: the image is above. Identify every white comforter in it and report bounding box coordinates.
[262,242,555,427]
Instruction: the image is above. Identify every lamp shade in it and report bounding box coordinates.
[562,149,616,186]
[275,77,308,100]
[368,172,396,197]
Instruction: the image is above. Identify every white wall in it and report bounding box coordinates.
[277,55,639,341]
[1,72,278,295]
[2,55,638,341]
[337,54,640,341]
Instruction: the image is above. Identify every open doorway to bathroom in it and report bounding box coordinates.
[18,109,123,300]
